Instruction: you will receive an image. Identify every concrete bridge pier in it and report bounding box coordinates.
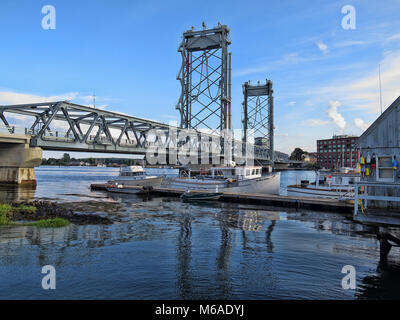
[0,134,42,187]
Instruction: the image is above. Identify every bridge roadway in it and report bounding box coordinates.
[0,101,276,162]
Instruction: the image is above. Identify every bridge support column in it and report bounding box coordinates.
[0,134,42,187]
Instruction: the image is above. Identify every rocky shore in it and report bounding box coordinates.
[10,200,112,225]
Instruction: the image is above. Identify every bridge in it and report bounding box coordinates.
[0,100,279,185]
[0,23,292,186]
[0,100,273,157]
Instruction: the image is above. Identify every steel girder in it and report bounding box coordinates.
[0,100,272,161]
[242,80,274,162]
[176,24,232,134]
[0,101,172,154]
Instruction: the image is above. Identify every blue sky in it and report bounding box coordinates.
[1,0,400,157]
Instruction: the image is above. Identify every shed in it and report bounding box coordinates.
[356,96,400,210]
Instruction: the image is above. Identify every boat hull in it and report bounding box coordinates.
[169,172,280,195]
[287,185,354,199]
[106,176,163,194]
[181,192,223,201]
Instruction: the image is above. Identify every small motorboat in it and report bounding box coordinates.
[286,169,360,200]
[180,190,223,201]
[106,166,163,193]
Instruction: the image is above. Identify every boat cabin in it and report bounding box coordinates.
[210,166,262,180]
[315,171,359,187]
[119,166,145,177]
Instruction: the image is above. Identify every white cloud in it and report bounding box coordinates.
[0,91,78,105]
[334,40,370,48]
[305,50,400,115]
[288,101,296,106]
[385,33,400,43]
[353,118,370,132]
[346,52,400,113]
[316,41,328,54]
[301,119,329,126]
[234,52,323,76]
[327,100,346,131]
[2,112,29,122]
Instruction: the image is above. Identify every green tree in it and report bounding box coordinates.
[62,153,71,164]
[290,148,308,161]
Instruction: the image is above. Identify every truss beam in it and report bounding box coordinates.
[176,24,232,134]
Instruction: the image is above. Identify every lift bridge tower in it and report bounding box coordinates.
[176,23,232,133]
[242,79,274,164]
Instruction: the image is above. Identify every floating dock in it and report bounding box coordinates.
[90,183,353,213]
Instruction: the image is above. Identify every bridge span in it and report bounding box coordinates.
[0,101,283,184]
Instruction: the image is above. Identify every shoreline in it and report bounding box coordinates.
[5,200,112,226]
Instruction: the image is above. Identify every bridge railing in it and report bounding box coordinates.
[0,124,275,161]
[0,124,34,135]
[39,130,140,146]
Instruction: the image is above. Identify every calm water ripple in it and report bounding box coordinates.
[1,166,400,299]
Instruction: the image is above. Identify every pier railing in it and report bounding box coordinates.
[354,181,400,216]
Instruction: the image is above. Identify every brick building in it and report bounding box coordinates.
[317,135,359,169]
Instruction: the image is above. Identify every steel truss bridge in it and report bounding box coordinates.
[0,24,290,165]
[0,101,277,163]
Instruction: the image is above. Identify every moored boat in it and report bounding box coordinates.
[106,166,163,193]
[287,169,360,200]
[169,165,280,195]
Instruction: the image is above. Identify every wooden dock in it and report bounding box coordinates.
[90,183,353,213]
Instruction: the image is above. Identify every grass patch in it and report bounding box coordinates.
[0,203,70,228]
[25,218,70,228]
[0,204,13,225]
[16,205,37,214]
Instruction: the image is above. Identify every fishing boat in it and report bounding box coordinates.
[286,169,360,200]
[169,165,280,194]
[106,166,163,193]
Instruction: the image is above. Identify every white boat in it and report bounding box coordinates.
[287,170,360,200]
[106,166,163,193]
[169,165,280,195]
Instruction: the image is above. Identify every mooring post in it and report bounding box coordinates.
[377,229,392,270]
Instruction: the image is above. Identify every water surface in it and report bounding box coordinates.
[1,166,400,299]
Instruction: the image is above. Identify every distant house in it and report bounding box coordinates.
[305,152,318,164]
[356,96,400,209]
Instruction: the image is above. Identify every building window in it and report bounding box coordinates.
[377,156,394,182]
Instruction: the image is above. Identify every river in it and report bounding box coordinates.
[0,166,399,299]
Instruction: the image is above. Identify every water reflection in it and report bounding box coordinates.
[357,261,400,299]
[2,167,400,299]
[176,207,193,298]
[0,185,36,202]
[266,221,276,253]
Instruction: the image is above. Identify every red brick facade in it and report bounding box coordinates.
[317,135,359,169]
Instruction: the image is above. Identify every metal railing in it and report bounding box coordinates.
[354,181,400,216]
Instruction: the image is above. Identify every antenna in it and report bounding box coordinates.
[379,64,383,114]
[93,92,96,108]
